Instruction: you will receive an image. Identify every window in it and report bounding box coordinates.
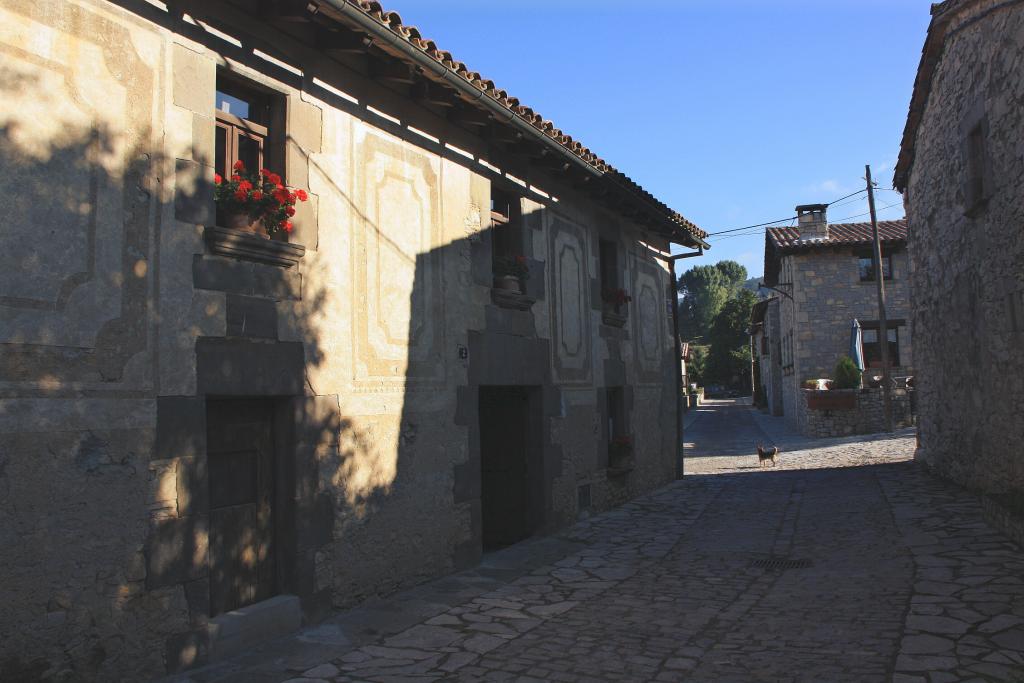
[965,123,987,211]
[760,335,769,356]
[215,79,273,179]
[858,252,893,281]
[599,239,619,293]
[862,326,900,368]
[490,186,523,264]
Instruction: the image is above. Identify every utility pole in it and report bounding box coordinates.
[865,164,893,432]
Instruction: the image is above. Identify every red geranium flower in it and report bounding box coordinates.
[251,191,263,201]
[214,173,223,185]
[260,168,272,178]
[282,220,293,233]
[233,189,247,202]
[268,173,282,185]
[238,180,253,192]
[272,188,289,204]
[285,206,296,216]
[233,160,245,171]
[231,174,241,183]
[295,189,308,201]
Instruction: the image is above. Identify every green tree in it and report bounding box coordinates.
[687,344,709,386]
[704,289,758,389]
[714,260,748,294]
[677,265,728,341]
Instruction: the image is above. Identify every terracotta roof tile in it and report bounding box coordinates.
[326,0,706,242]
[766,220,908,251]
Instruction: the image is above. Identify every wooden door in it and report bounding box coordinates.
[479,387,531,550]
[207,399,276,616]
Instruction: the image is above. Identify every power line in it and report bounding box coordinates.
[829,201,903,223]
[706,200,904,243]
[704,188,868,237]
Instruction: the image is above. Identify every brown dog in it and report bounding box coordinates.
[757,443,778,467]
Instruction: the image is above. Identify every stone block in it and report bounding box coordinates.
[468,331,550,386]
[293,394,342,447]
[452,457,481,504]
[175,159,215,225]
[484,304,535,338]
[192,112,215,168]
[172,44,215,115]
[176,455,208,519]
[193,255,302,300]
[146,515,208,589]
[291,192,318,251]
[206,595,301,661]
[226,294,278,339]
[155,396,205,462]
[298,492,334,550]
[522,257,545,300]
[288,98,323,154]
[195,337,305,396]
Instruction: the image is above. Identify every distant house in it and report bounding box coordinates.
[894,0,1024,548]
[758,205,913,436]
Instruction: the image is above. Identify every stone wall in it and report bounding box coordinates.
[902,0,1024,547]
[0,0,682,678]
[796,388,914,439]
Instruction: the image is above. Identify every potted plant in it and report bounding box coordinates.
[608,435,635,472]
[833,356,863,390]
[214,161,308,238]
[493,254,529,294]
[601,287,631,326]
[602,287,631,312]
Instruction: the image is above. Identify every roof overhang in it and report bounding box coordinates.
[309,0,709,248]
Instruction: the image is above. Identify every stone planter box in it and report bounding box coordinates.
[805,390,856,411]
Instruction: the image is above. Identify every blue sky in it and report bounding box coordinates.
[391,0,931,277]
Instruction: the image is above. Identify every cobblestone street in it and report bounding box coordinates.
[177,401,1024,683]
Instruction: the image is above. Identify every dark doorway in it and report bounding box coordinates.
[206,399,277,616]
[479,386,543,550]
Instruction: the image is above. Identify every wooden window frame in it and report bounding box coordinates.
[861,324,901,368]
[215,110,269,179]
[857,251,893,282]
[490,186,523,257]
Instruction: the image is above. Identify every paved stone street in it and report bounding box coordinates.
[175,401,1024,683]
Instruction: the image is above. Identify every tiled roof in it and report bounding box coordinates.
[766,220,908,252]
[316,1,707,242]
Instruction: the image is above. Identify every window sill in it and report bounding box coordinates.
[204,226,305,269]
[490,287,536,311]
[601,309,628,328]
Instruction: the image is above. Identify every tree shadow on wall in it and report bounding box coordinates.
[0,63,380,680]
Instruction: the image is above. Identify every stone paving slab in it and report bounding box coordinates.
[169,401,1024,683]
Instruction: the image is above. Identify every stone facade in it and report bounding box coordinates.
[0,1,703,679]
[895,0,1024,548]
[761,209,913,435]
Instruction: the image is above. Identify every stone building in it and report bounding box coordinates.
[760,205,912,434]
[0,0,708,678]
[894,0,1024,548]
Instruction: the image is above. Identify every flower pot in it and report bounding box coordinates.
[494,275,522,294]
[224,210,269,239]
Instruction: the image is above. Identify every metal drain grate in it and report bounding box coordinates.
[751,557,813,570]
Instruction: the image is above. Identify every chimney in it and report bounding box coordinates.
[795,204,829,239]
